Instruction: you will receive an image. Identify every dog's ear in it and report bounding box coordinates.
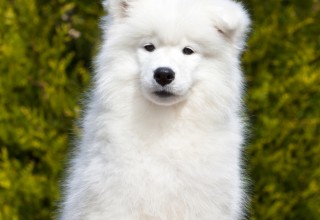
[211,1,251,50]
[102,0,130,20]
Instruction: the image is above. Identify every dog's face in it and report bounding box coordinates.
[137,39,202,106]
[103,0,250,106]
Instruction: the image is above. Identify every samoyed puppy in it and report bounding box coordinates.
[60,0,250,219]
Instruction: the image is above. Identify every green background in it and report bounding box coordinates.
[0,0,319,219]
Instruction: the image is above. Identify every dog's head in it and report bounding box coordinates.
[102,0,250,106]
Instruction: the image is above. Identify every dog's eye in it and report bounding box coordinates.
[144,44,156,52]
[182,47,194,55]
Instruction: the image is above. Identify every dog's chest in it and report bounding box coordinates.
[93,139,235,219]
[85,117,239,218]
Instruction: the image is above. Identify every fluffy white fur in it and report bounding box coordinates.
[60,0,250,219]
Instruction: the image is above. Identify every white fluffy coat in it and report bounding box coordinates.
[60,0,250,219]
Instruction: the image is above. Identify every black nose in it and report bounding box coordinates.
[154,67,175,86]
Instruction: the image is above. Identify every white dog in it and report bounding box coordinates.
[60,0,250,219]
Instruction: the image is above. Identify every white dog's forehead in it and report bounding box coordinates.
[127,0,216,45]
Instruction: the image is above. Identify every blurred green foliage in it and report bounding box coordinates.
[0,0,103,219]
[0,0,319,219]
[243,0,320,219]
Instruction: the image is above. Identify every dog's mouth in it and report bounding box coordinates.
[144,89,186,106]
[154,91,175,98]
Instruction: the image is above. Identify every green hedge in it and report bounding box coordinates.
[243,0,320,219]
[0,0,102,219]
[0,0,319,219]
